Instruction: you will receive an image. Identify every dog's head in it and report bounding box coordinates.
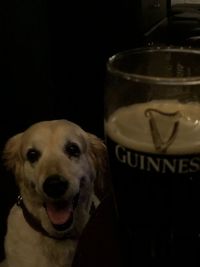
[3,120,107,238]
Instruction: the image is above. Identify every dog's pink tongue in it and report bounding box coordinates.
[46,203,72,225]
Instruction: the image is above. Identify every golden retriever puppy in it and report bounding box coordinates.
[1,120,107,267]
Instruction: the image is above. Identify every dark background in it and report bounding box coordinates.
[0,0,150,261]
[1,0,200,264]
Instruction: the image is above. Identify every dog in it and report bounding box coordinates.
[0,119,107,267]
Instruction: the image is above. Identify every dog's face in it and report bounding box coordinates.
[3,120,107,238]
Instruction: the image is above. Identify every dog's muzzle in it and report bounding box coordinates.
[43,175,79,231]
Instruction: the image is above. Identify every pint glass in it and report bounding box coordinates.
[104,47,200,266]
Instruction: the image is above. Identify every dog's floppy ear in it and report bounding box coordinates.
[87,133,110,199]
[3,133,23,176]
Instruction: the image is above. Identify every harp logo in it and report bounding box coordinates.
[145,108,181,153]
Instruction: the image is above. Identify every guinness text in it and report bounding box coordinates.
[115,144,200,174]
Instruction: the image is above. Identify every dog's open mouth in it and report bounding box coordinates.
[44,193,79,231]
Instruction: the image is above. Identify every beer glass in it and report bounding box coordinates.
[104,47,200,266]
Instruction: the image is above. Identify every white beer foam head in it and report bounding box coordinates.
[105,100,200,154]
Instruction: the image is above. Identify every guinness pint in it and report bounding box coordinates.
[104,48,200,266]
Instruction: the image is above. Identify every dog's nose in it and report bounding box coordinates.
[43,175,69,199]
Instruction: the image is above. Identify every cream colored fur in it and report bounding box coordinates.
[0,120,107,267]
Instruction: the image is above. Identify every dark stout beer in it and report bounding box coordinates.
[105,100,200,266]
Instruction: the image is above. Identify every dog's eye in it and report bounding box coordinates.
[65,142,81,158]
[26,148,41,163]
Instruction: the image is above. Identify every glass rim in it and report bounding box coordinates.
[107,47,200,85]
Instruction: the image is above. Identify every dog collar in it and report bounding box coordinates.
[16,195,78,241]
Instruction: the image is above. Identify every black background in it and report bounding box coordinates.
[0,0,147,261]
